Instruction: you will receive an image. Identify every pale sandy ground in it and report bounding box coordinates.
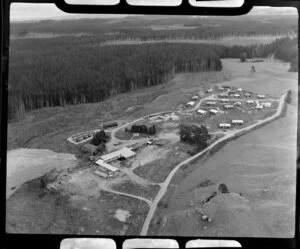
[6,148,78,198]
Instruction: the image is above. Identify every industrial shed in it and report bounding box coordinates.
[100,147,136,163]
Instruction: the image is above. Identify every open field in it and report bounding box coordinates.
[6,176,149,235]
[133,143,196,183]
[110,180,160,201]
[219,59,298,97]
[148,102,297,237]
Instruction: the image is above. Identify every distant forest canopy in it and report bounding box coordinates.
[10,15,297,40]
[8,43,222,121]
[8,35,297,122]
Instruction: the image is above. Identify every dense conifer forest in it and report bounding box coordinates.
[8,16,298,121]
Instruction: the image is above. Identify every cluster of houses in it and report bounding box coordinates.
[93,147,136,180]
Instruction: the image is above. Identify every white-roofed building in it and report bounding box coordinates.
[206,88,213,93]
[197,109,207,115]
[261,102,271,108]
[210,109,219,114]
[221,99,229,103]
[232,120,244,125]
[257,94,266,99]
[233,94,241,98]
[192,95,199,100]
[100,147,136,163]
[219,123,231,129]
[206,101,217,106]
[186,101,195,107]
[237,88,242,92]
[246,100,255,104]
[255,105,263,109]
[224,104,234,109]
[234,102,242,106]
[95,159,119,173]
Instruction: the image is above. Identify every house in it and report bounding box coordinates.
[197,109,207,115]
[95,159,119,173]
[224,104,234,109]
[206,101,217,106]
[219,123,231,129]
[219,94,229,98]
[221,99,229,103]
[232,120,244,125]
[255,105,263,110]
[206,88,213,93]
[233,94,241,98]
[237,88,242,92]
[257,94,266,99]
[186,101,195,108]
[210,109,219,114]
[100,147,136,163]
[199,92,205,97]
[103,121,118,129]
[218,86,224,90]
[82,144,98,155]
[234,102,242,106]
[246,100,255,104]
[261,102,271,108]
[244,93,251,97]
[192,95,199,100]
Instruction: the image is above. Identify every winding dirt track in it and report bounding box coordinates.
[139,92,286,235]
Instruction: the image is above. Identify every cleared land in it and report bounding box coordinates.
[219,59,298,97]
[6,177,149,235]
[110,180,160,201]
[147,101,297,237]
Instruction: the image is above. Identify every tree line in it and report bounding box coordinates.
[8,35,297,121]
[8,42,222,121]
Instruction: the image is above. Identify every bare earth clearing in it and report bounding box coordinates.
[6,58,297,236]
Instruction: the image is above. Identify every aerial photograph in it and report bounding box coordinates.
[5,2,298,238]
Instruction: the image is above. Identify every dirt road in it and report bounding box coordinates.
[140,92,287,235]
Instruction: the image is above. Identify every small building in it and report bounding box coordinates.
[82,144,98,155]
[257,94,266,99]
[94,170,108,179]
[197,109,207,115]
[218,86,224,90]
[199,92,205,97]
[186,101,195,108]
[237,88,242,92]
[206,88,213,93]
[96,159,119,173]
[206,101,217,106]
[234,102,242,106]
[232,120,244,125]
[210,109,219,115]
[192,95,199,100]
[233,94,241,98]
[224,104,234,109]
[261,102,271,108]
[100,147,136,163]
[244,93,251,97]
[219,123,231,129]
[255,105,263,110]
[246,100,255,104]
[103,121,118,129]
[219,93,229,98]
[221,99,229,103]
